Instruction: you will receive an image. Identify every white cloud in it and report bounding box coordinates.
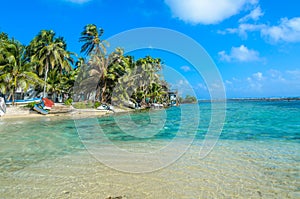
[164,0,257,25]
[247,78,263,91]
[225,80,233,85]
[268,69,285,82]
[239,6,264,22]
[220,23,266,37]
[220,17,300,43]
[197,83,207,90]
[172,79,195,96]
[219,45,261,62]
[225,69,300,97]
[261,17,300,43]
[252,72,264,81]
[180,65,191,72]
[65,0,91,4]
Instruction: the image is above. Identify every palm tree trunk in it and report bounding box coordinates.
[43,63,49,98]
[12,89,15,106]
[101,80,107,104]
[7,93,12,101]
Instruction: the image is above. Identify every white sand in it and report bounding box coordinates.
[1,105,132,119]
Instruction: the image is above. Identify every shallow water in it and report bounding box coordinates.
[0,101,299,198]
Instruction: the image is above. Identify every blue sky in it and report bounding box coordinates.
[1,0,300,98]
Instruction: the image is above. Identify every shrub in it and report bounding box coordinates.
[86,101,94,108]
[73,102,86,109]
[64,98,73,106]
[94,101,101,109]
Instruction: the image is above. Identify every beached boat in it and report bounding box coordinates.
[32,98,54,115]
[123,101,136,109]
[42,98,54,110]
[151,103,164,109]
[0,97,6,116]
[5,97,42,105]
[97,104,115,112]
[33,102,49,115]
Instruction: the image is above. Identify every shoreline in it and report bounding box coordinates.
[0,105,133,120]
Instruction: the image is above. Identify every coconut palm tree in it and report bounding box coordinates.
[0,32,9,42]
[132,56,163,104]
[79,24,108,56]
[28,30,74,97]
[0,39,43,104]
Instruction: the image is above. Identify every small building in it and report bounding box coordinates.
[168,90,179,106]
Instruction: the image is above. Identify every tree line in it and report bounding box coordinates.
[0,24,170,106]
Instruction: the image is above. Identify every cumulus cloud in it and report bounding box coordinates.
[219,45,261,62]
[252,72,264,81]
[225,69,300,96]
[268,69,285,82]
[180,65,191,72]
[239,6,264,22]
[197,83,207,90]
[164,0,257,25]
[173,79,194,96]
[220,17,300,43]
[261,17,300,43]
[221,23,266,37]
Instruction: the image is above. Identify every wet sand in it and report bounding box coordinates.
[0,140,298,198]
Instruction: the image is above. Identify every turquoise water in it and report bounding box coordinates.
[92,100,300,142]
[0,101,299,198]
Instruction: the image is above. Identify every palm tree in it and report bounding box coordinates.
[0,32,9,42]
[109,55,169,107]
[0,39,43,104]
[28,30,74,97]
[87,52,108,102]
[132,56,163,104]
[79,24,110,103]
[79,24,108,56]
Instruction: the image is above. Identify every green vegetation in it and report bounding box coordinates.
[73,101,94,109]
[0,24,170,107]
[94,101,101,108]
[180,95,198,104]
[24,102,37,109]
[0,39,44,104]
[75,24,169,106]
[64,98,73,106]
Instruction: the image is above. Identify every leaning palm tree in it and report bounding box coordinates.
[79,24,108,56]
[28,30,74,97]
[79,24,110,102]
[0,39,44,104]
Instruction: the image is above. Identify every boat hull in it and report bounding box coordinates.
[5,98,41,105]
[33,104,49,115]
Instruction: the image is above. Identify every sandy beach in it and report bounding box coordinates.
[1,104,131,120]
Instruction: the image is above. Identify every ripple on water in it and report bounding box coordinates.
[0,101,299,198]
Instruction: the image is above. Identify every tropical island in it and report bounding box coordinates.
[0,24,186,117]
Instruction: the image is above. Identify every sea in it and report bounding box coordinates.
[0,100,299,198]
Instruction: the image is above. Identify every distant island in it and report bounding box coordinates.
[198,97,300,102]
[179,95,198,104]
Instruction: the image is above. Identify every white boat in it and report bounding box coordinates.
[123,101,136,109]
[97,104,115,112]
[5,97,41,105]
[97,104,109,110]
[0,97,6,116]
[151,103,164,109]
